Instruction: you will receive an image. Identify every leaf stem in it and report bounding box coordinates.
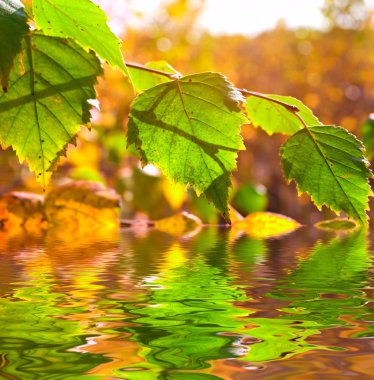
[126,62,182,80]
[120,219,155,227]
[120,219,230,228]
[240,89,300,113]
[292,110,309,129]
[240,88,315,133]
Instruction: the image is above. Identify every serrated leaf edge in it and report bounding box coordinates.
[32,0,130,78]
[127,72,247,221]
[280,125,373,223]
[0,32,102,187]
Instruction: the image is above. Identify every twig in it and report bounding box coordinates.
[292,111,309,129]
[126,62,182,80]
[120,219,155,227]
[240,89,300,113]
[120,219,230,228]
[126,63,300,114]
[126,62,309,129]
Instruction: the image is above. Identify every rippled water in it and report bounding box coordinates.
[0,227,373,379]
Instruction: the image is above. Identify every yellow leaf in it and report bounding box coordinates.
[0,192,47,234]
[233,212,301,238]
[154,211,202,236]
[229,205,244,223]
[44,181,120,231]
[162,181,186,210]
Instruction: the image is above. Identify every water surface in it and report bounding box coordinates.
[0,227,373,379]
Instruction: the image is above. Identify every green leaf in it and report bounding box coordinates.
[0,0,29,91]
[281,125,372,223]
[129,61,179,93]
[246,94,321,135]
[361,113,374,160]
[0,33,102,186]
[32,0,130,77]
[127,72,246,221]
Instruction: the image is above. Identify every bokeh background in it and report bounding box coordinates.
[1,0,374,224]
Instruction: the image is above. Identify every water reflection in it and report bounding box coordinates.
[240,231,372,363]
[0,246,108,379]
[118,240,248,379]
[0,227,372,379]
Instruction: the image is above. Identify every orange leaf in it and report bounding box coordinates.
[229,205,244,224]
[0,192,47,234]
[45,181,120,231]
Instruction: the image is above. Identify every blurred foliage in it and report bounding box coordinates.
[232,183,268,215]
[1,0,374,224]
[361,114,374,160]
[322,0,368,29]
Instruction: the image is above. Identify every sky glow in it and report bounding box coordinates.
[124,0,374,35]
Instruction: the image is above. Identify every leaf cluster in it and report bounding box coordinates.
[0,0,372,224]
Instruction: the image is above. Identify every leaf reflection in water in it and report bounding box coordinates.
[0,244,109,379]
[0,227,371,379]
[111,231,250,379]
[241,230,372,363]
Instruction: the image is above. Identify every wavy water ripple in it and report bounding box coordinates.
[0,228,372,379]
